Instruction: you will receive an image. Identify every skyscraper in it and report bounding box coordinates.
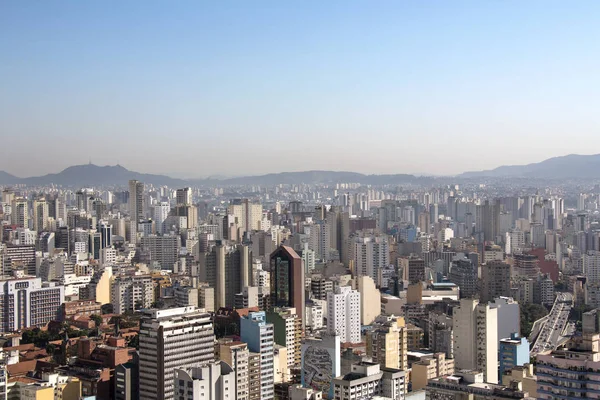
[480,261,512,303]
[270,245,305,328]
[351,232,390,282]
[138,307,215,400]
[453,299,498,384]
[153,202,171,234]
[11,198,28,228]
[32,198,49,232]
[327,286,361,344]
[128,180,144,242]
[240,311,274,400]
[176,187,193,206]
[448,257,478,299]
[198,243,250,309]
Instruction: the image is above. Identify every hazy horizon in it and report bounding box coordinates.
[3,2,600,177]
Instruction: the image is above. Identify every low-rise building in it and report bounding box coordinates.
[332,361,406,400]
[426,370,533,400]
[411,353,455,391]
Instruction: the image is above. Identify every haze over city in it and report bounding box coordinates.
[6,2,600,400]
[3,1,600,177]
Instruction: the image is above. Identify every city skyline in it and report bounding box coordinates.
[2,151,600,180]
[3,1,600,177]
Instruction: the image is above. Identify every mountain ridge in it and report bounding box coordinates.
[459,153,600,179]
[0,164,431,187]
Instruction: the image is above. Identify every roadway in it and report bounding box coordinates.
[531,292,573,356]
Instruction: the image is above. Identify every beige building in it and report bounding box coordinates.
[352,276,380,325]
[366,315,409,394]
[88,266,113,305]
[411,353,455,391]
[501,364,537,398]
[426,370,533,400]
[453,299,498,384]
[216,339,250,400]
[273,345,289,383]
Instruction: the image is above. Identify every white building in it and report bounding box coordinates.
[585,251,600,283]
[60,273,92,297]
[453,298,498,384]
[110,275,154,314]
[100,247,117,266]
[489,297,521,348]
[332,361,405,400]
[352,233,390,282]
[153,202,171,235]
[173,361,235,400]
[16,228,36,246]
[306,302,324,331]
[505,229,525,255]
[327,286,361,344]
[0,277,64,333]
[139,307,215,400]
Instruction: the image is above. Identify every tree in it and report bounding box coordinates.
[520,303,549,337]
[90,314,103,329]
[46,343,56,356]
[101,304,114,314]
[128,335,139,350]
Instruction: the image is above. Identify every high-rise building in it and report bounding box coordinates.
[176,187,193,206]
[32,198,49,232]
[267,307,302,371]
[153,202,171,234]
[585,252,600,283]
[228,199,262,235]
[115,361,139,400]
[505,229,525,255]
[480,261,512,303]
[173,362,235,400]
[351,232,390,282]
[448,257,478,299]
[11,198,28,228]
[499,333,529,378]
[301,335,341,399]
[366,316,408,372]
[216,338,250,400]
[476,200,499,243]
[489,297,521,347]
[0,277,64,333]
[128,180,144,242]
[270,246,305,328]
[399,256,426,284]
[1,244,36,275]
[110,275,154,314]
[353,275,380,326]
[97,221,113,250]
[240,311,275,400]
[453,299,498,383]
[140,235,181,270]
[138,307,215,400]
[327,286,361,344]
[513,253,540,278]
[198,243,250,309]
[536,334,600,400]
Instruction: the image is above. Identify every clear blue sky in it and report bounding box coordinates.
[2,1,599,177]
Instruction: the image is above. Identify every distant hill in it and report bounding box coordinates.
[0,165,432,187]
[460,154,600,179]
[0,164,188,187]
[0,171,19,185]
[191,171,433,186]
